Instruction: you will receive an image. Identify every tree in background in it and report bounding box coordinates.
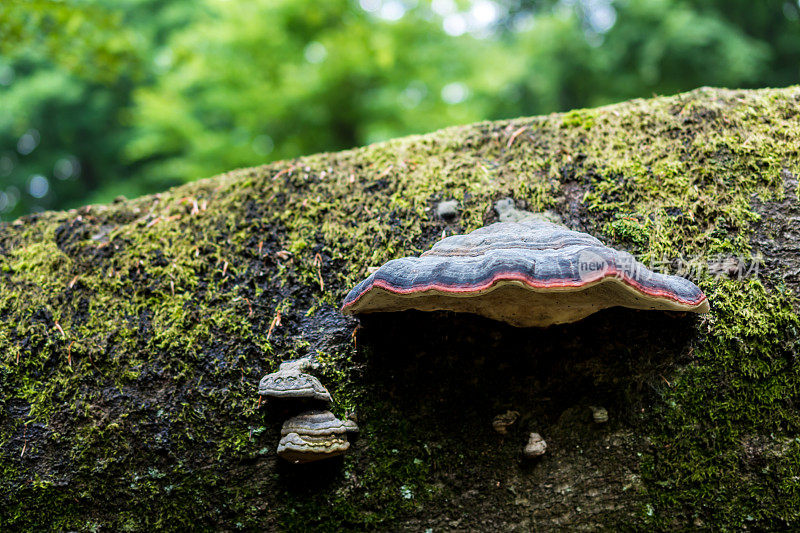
[0,0,192,218]
[0,0,798,220]
[124,0,495,187]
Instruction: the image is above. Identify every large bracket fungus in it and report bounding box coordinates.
[342,217,709,327]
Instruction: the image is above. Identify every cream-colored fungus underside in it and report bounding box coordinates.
[346,278,710,327]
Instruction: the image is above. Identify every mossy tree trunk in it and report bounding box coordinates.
[2,87,799,531]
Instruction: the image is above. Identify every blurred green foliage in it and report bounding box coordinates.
[0,0,798,219]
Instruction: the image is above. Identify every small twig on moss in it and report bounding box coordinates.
[377,165,394,179]
[272,165,295,181]
[20,424,28,457]
[55,322,66,338]
[507,126,527,148]
[267,310,282,341]
[313,253,325,291]
[68,275,79,289]
[351,324,361,349]
[67,341,74,367]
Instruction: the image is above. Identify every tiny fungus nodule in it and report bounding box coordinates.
[492,410,520,435]
[523,432,547,458]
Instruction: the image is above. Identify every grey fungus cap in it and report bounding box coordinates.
[281,410,359,436]
[258,358,331,402]
[342,219,709,327]
[523,432,547,458]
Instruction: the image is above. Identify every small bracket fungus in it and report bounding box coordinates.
[258,357,331,402]
[589,406,608,424]
[341,218,709,327]
[281,410,359,437]
[492,410,520,435]
[258,359,359,465]
[277,411,357,463]
[523,432,547,458]
[277,432,350,464]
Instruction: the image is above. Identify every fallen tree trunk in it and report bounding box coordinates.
[2,86,799,531]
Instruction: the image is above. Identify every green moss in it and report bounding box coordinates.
[0,460,86,531]
[643,279,800,528]
[603,213,652,248]
[2,86,800,529]
[561,108,596,130]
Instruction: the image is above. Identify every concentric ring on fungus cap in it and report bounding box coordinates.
[276,411,356,463]
[281,410,359,436]
[342,220,709,328]
[277,433,350,464]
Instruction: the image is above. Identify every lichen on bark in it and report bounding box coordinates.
[1,86,800,530]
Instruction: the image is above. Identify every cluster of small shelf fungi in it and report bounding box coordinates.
[258,199,709,464]
[258,357,358,463]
